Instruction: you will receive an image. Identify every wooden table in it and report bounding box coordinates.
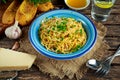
[0,0,120,80]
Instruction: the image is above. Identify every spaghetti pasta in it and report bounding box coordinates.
[39,17,87,54]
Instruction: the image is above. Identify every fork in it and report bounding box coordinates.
[95,46,120,77]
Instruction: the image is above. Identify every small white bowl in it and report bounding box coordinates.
[64,0,90,10]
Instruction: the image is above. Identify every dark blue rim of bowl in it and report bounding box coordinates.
[29,9,97,60]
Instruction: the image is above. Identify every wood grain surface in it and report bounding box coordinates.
[0,0,120,80]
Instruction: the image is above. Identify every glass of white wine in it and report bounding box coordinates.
[91,0,116,21]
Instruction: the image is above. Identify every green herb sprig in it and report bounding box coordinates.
[29,0,51,5]
[75,29,83,34]
[2,0,6,3]
[56,18,68,32]
[57,22,67,32]
[72,45,81,52]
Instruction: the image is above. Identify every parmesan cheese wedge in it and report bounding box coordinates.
[0,48,36,71]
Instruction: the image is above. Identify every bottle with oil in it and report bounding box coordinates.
[91,0,116,21]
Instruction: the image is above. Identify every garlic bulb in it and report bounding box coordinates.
[5,21,22,39]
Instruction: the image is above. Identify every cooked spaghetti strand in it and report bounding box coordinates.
[39,17,87,54]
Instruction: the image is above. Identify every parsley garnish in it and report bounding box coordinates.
[60,37,64,41]
[29,0,51,5]
[75,29,83,34]
[72,45,81,52]
[57,24,67,32]
[47,30,50,33]
[57,50,61,53]
[79,29,82,35]
[52,27,55,30]
[57,21,67,32]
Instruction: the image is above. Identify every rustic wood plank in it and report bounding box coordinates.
[17,72,49,80]
[0,36,16,48]
[106,26,120,37]
[115,0,120,5]
[105,66,120,78]
[0,71,17,79]
[102,50,120,64]
[105,37,120,47]
[103,15,120,25]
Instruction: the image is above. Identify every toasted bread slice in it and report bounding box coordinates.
[37,2,54,12]
[2,0,21,25]
[15,0,37,26]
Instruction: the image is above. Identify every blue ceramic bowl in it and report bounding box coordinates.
[29,9,97,60]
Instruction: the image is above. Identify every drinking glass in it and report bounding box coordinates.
[91,0,116,21]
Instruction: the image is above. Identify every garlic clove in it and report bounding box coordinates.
[5,26,14,39]
[12,41,20,50]
[12,27,22,39]
[5,21,22,39]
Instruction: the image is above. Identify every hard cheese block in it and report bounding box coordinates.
[0,48,36,71]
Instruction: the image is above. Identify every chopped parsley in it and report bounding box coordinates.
[61,17,69,21]
[70,25,76,28]
[47,30,50,33]
[52,27,55,30]
[57,24,66,31]
[56,21,59,25]
[75,29,83,34]
[56,21,67,32]
[60,37,64,41]
[72,45,81,52]
[51,16,54,18]
[40,23,42,26]
[77,20,81,23]
[79,29,82,35]
[57,50,61,53]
